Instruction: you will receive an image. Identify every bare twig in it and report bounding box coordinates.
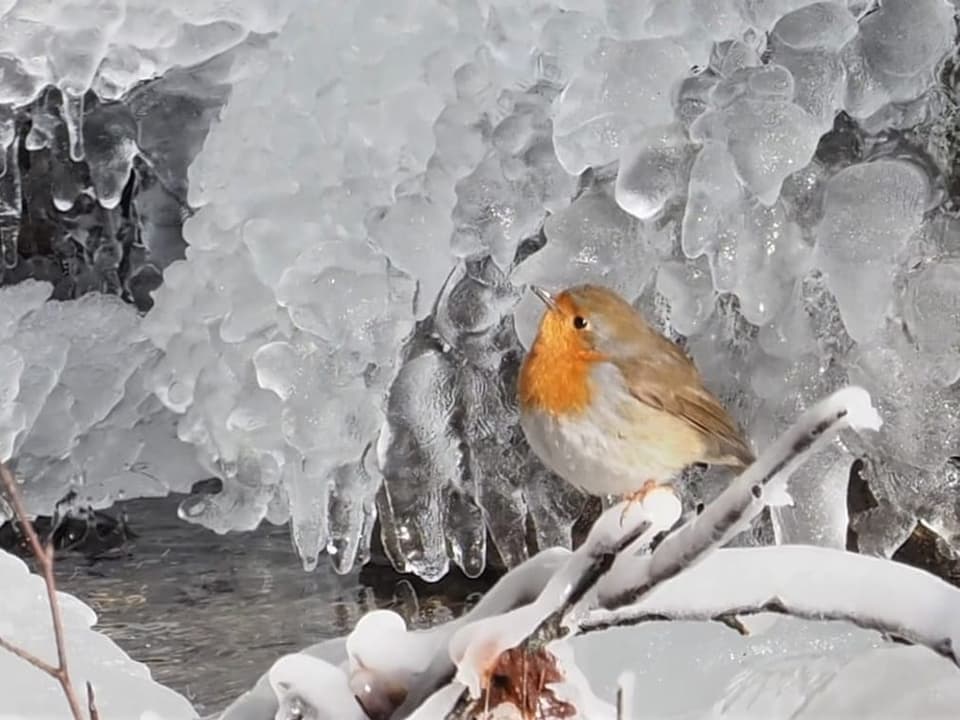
[0,461,95,720]
[87,682,100,720]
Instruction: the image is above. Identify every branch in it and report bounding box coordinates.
[234,386,904,720]
[0,461,94,720]
[422,387,881,718]
[443,490,681,713]
[390,548,570,717]
[596,386,882,610]
[527,517,654,645]
[580,545,960,667]
[87,682,100,720]
[219,549,573,720]
[0,635,60,674]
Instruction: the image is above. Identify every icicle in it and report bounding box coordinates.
[61,89,85,162]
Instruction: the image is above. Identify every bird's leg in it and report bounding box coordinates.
[618,479,660,527]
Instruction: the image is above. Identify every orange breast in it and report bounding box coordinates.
[518,344,596,416]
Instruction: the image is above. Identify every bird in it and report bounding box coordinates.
[517,283,754,520]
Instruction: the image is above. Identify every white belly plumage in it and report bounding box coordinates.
[519,364,700,497]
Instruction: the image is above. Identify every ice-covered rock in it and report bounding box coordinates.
[140,0,589,573]
[377,347,462,582]
[902,258,960,386]
[768,3,857,127]
[680,142,811,325]
[655,256,716,337]
[0,0,290,218]
[847,326,960,471]
[690,68,821,203]
[770,441,852,548]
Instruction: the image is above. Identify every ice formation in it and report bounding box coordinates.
[216,387,960,719]
[0,1,279,517]
[0,280,206,518]
[0,547,196,719]
[1,0,959,580]
[0,0,291,169]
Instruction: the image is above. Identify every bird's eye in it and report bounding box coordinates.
[573,315,588,330]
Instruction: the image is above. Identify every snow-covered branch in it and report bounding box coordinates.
[219,386,960,720]
[428,386,884,717]
[596,386,881,611]
[445,491,681,708]
[391,548,571,715]
[222,549,571,720]
[581,545,960,667]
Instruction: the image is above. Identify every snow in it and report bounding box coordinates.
[217,471,960,717]
[570,618,960,719]
[586,545,960,660]
[268,653,365,720]
[0,548,196,720]
[449,487,680,700]
[219,550,571,720]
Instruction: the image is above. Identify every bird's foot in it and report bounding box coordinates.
[618,479,660,527]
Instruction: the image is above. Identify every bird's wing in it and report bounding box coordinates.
[615,335,755,467]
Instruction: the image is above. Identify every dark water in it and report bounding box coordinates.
[49,496,494,716]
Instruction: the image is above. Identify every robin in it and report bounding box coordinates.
[517,283,754,518]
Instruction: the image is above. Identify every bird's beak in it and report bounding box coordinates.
[529,284,557,310]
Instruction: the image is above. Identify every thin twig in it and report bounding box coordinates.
[0,461,94,720]
[0,635,60,675]
[87,682,100,720]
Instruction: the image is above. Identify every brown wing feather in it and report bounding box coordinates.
[613,333,755,468]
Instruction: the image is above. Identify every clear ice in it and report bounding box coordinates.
[0,0,959,580]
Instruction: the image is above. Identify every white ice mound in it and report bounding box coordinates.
[0,280,205,521]
[0,548,197,720]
